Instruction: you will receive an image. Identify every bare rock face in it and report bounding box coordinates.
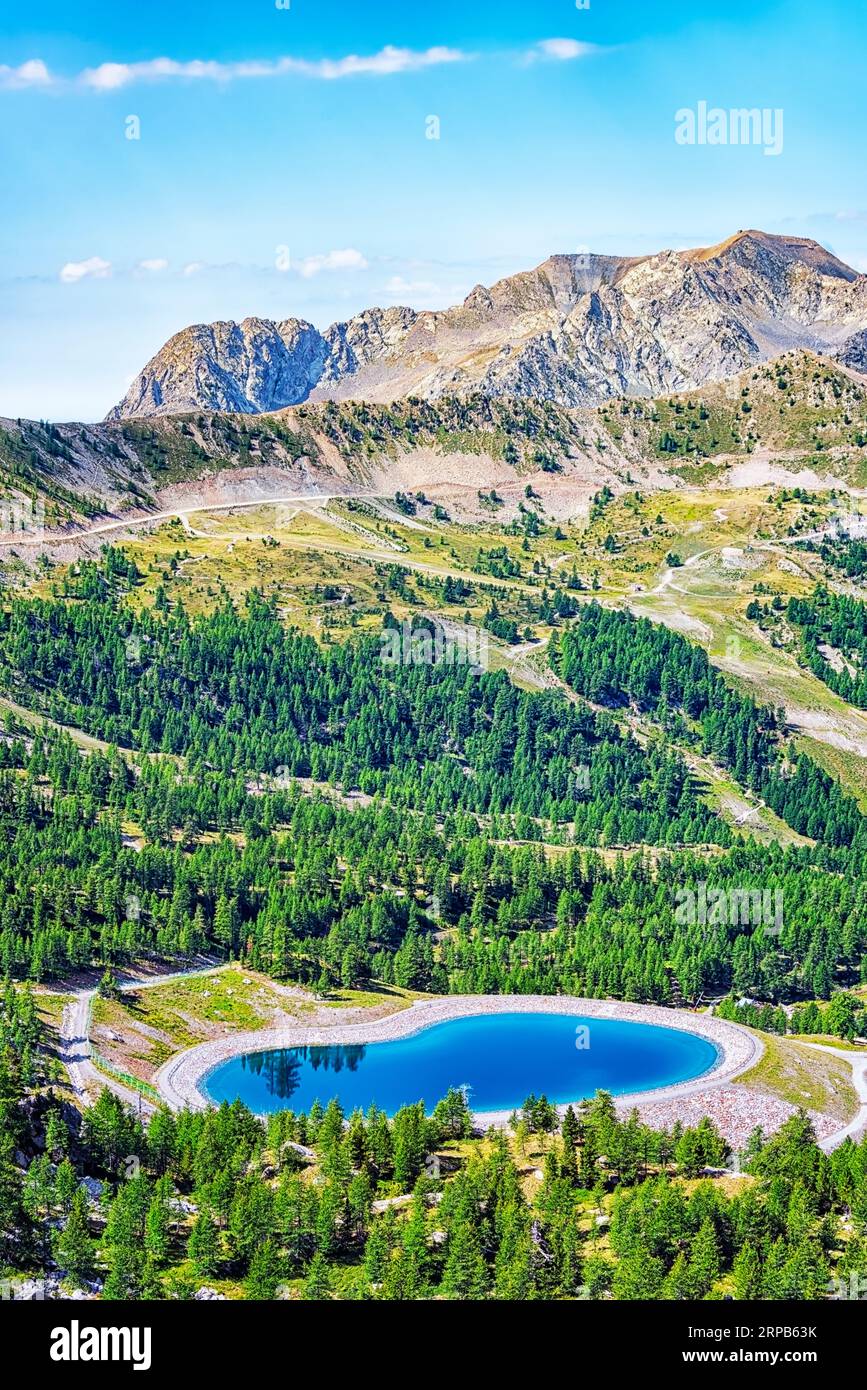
[108,317,328,419]
[317,306,419,388]
[109,231,867,419]
[837,329,867,374]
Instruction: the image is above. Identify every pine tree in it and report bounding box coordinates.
[52,1186,94,1287]
[245,1235,282,1300]
[732,1241,763,1300]
[144,1194,171,1265]
[188,1208,220,1277]
[441,1220,488,1300]
[687,1217,721,1297]
[303,1250,331,1301]
[103,1243,144,1300]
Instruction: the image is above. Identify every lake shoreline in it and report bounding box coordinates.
[154,994,761,1125]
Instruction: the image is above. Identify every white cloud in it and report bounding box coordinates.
[136,258,168,273]
[59,256,112,284]
[309,46,467,80]
[2,41,606,94]
[0,59,52,89]
[297,248,369,278]
[182,262,204,277]
[384,276,442,297]
[80,45,468,91]
[530,38,597,62]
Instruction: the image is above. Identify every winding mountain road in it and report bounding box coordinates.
[57,962,225,1115]
[0,490,384,548]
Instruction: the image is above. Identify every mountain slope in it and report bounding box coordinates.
[109,231,867,421]
[2,395,619,533]
[6,351,867,540]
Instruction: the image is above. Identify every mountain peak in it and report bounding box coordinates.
[108,231,866,421]
[683,229,859,280]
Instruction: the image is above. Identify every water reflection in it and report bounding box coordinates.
[239,1044,367,1101]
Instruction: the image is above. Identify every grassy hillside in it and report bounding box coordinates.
[598,350,867,481]
[286,393,590,473]
[3,351,867,536]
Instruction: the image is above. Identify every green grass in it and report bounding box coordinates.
[735,1031,859,1122]
[90,1050,160,1102]
[89,968,420,1084]
[117,971,281,1040]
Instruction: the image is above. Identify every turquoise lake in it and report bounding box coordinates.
[201,1012,719,1115]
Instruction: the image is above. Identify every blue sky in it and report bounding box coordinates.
[1,0,866,420]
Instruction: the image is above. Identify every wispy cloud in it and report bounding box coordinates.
[0,59,52,90]
[78,46,469,90]
[384,275,441,297]
[0,40,605,93]
[297,248,369,278]
[527,38,599,63]
[136,258,168,274]
[59,256,112,284]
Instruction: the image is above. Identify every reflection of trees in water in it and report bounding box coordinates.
[241,1045,367,1101]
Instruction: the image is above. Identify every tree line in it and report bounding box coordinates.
[554,603,867,849]
[2,1047,865,1301]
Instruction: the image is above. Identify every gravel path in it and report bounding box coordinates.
[57,962,224,1114]
[154,994,761,1124]
[805,1042,867,1151]
[0,491,382,548]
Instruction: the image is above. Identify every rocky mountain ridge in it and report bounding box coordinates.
[109,231,867,421]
